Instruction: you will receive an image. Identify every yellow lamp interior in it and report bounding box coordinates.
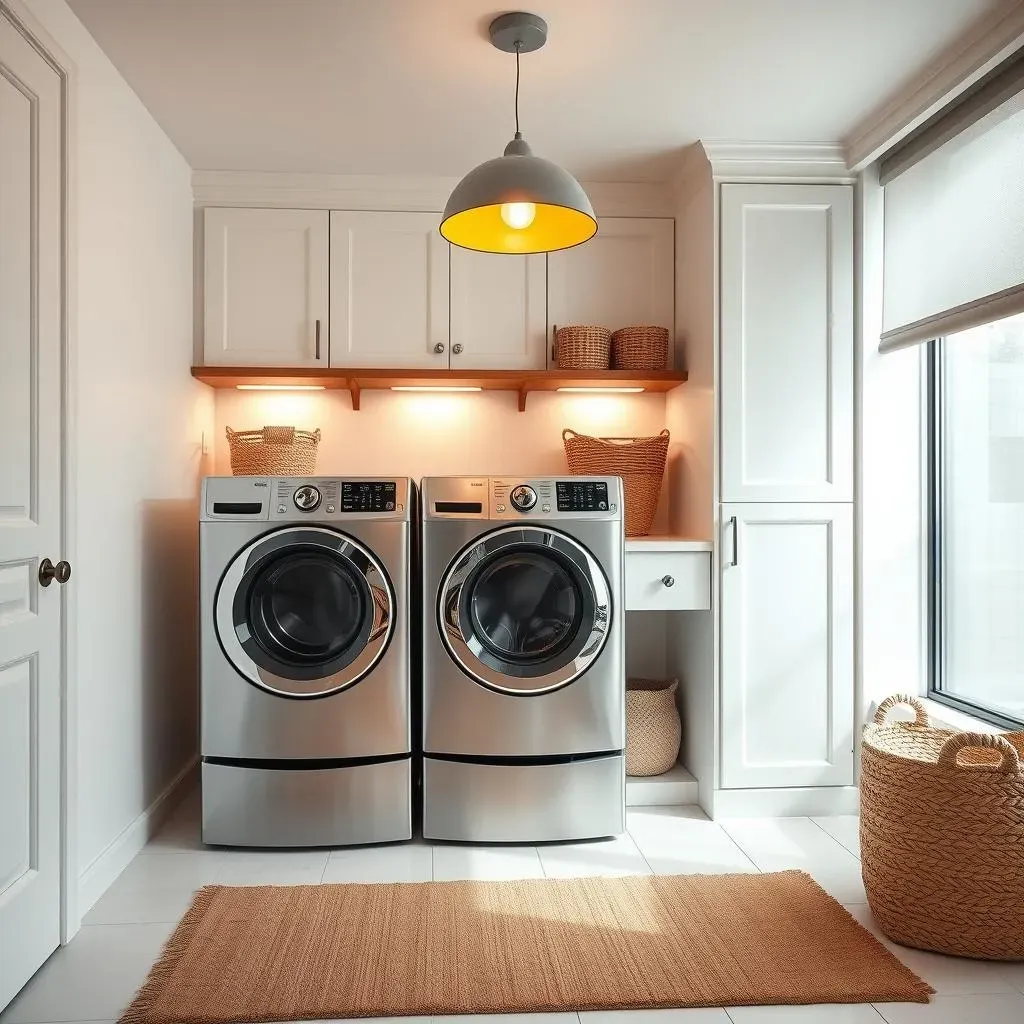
[441,202,597,254]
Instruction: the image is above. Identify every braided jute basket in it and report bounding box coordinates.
[611,325,670,370]
[861,694,1024,960]
[226,426,321,476]
[626,679,681,776]
[555,325,612,370]
[562,428,669,537]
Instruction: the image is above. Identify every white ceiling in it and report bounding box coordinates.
[67,0,1004,181]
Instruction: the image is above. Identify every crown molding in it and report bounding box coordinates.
[672,142,853,189]
[191,170,675,218]
[844,1,1024,171]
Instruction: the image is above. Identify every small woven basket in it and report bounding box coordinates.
[626,679,681,776]
[225,426,321,476]
[611,326,670,370]
[562,428,669,537]
[860,694,1024,960]
[555,326,612,370]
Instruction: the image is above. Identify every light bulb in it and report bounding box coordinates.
[500,202,536,230]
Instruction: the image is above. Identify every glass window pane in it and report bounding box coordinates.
[940,311,1024,724]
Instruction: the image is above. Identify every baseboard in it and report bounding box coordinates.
[711,786,860,819]
[626,765,699,806]
[77,757,198,918]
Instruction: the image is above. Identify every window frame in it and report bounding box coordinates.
[927,337,1024,730]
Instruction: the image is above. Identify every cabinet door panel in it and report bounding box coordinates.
[330,211,448,368]
[548,218,674,365]
[720,184,853,501]
[450,250,545,369]
[720,503,854,789]
[203,208,328,367]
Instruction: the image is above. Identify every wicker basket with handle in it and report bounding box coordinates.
[555,325,612,370]
[225,426,321,476]
[562,428,669,537]
[626,679,681,776]
[860,694,1024,960]
[611,326,670,370]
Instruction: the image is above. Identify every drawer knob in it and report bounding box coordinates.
[661,574,675,588]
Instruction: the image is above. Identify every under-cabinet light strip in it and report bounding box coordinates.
[235,384,326,391]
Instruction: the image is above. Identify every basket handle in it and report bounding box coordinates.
[873,694,929,726]
[937,732,1020,774]
[562,428,579,441]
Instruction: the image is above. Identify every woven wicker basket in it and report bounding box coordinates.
[626,679,681,776]
[861,694,1024,960]
[562,428,669,537]
[555,325,612,370]
[226,426,321,476]
[611,326,670,370]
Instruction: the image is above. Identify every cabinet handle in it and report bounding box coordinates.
[730,515,739,567]
[452,343,463,355]
[315,319,321,360]
[434,342,445,354]
[551,324,558,364]
[661,575,675,588]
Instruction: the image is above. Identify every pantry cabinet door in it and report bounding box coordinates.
[203,208,329,366]
[330,211,449,368]
[547,218,674,367]
[719,503,854,790]
[449,250,546,370]
[720,184,853,502]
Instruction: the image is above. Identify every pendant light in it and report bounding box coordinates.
[440,11,597,255]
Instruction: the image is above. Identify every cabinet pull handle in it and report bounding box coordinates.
[551,323,558,364]
[661,575,675,588]
[315,319,321,360]
[452,343,463,355]
[730,515,739,567]
[434,342,445,354]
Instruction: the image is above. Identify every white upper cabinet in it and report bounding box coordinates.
[719,503,854,790]
[330,211,449,368]
[548,218,674,363]
[449,250,546,370]
[203,208,329,366]
[719,184,854,502]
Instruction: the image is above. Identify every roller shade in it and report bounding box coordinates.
[880,86,1024,353]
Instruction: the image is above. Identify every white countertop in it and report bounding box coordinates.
[625,536,713,553]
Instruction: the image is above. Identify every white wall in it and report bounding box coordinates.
[21,0,213,911]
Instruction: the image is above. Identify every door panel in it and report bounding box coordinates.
[720,184,853,501]
[0,9,63,1008]
[203,208,329,367]
[449,249,546,369]
[330,211,449,368]
[720,504,854,789]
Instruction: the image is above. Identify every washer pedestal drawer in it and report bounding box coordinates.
[202,758,411,847]
[423,754,625,843]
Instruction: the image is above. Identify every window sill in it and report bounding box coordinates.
[918,697,1011,735]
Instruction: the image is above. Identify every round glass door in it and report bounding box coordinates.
[216,527,394,698]
[439,526,611,694]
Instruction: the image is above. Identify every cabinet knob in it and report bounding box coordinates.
[661,575,675,588]
[452,344,463,355]
[433,343,445,354]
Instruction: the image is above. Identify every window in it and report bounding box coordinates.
[929,312,1024,727]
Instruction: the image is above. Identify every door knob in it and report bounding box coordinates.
[39,558,72,587]
[433,343,445,354]
[661,575,675,588]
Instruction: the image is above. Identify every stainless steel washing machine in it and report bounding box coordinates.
[200,476,412,847]
[421,476,625,843]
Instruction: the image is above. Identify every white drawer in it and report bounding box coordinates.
[625,551,711,611]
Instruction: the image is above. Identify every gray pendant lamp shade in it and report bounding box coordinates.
[440,13,597,255]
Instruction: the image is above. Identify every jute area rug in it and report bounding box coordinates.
[120,870,931,1023]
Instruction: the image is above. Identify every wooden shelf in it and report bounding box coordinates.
[191,366,688,411]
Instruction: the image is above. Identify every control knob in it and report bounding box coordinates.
[509,484,538,512]
[293,485,322,512]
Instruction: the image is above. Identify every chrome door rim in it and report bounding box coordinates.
[438,525,611,694]
[215,526,394,698]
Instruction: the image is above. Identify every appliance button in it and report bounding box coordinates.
[598,501,608,510]
[542,504,551,513]
[277,504,287,513]
[386,502,394,511]
[510,484,538,511]
[495,504,506,513]
[293,485,322,512]
[325,504,336,513]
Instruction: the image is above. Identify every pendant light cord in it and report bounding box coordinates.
[514,42,521,136]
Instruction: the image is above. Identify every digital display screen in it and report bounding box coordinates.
[556,481,609,512]
[434,501,483,513]
[340,481,396,513]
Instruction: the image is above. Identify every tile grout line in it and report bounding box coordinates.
[715,823,764,874]
[807,815,862,860]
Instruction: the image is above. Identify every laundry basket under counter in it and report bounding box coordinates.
[624,537,712,611]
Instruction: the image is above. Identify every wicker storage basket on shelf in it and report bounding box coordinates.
[611,326,670,370]
[225,426,321,476]
[555,326,612,370]
[562,428,669,537]
[860,694,1024,961]
[626,679,681,776]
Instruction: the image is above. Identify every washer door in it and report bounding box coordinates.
[216,526,394,698]
[438,526,611,694]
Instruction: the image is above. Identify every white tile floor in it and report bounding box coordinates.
[3,793,1022,1024]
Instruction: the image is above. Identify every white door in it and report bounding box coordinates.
[720,504,854,790]
[720,183,854,502]
[203,208,329,367]
[0,9,64,1008]
[330,211,449,368]
[547,217,674,367]
[450,250,546,370]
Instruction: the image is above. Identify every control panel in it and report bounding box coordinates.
[341,480,396,513]
[556,480,609,512]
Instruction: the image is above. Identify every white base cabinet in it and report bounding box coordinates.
[719,503,854,790]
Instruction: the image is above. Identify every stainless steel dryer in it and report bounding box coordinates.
[200,476,412,847]
[421,476,625,843]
